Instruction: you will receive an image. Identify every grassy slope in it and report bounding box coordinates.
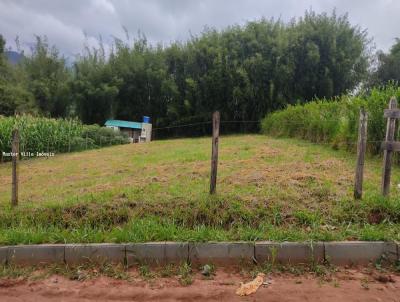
[0,134,399,243]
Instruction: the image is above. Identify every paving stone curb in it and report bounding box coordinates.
[0,242,398,266]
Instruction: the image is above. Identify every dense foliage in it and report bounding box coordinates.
[370,39,400,87]
[261,85,400,155]
[0,11,373,134]
[0,35,36,115]
[0,115,129,160]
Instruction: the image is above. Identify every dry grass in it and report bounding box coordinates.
[0,135,399,243]
[0,134,398,207]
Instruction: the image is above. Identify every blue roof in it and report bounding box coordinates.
[105,120,142,129]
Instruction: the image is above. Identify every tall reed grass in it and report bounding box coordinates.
[261,85,400,155]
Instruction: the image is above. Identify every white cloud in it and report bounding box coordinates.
[91,0,116,15]
[0,0,398,57]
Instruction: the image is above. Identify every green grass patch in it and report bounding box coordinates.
[0,134,399,243]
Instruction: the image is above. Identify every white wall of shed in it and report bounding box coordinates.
[141,123,152,142]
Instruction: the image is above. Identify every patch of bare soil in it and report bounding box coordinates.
[0,269,399,302]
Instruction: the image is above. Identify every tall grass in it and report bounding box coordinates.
[261,85,400,155]
[0,115,129,159]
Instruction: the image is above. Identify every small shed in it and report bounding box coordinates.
[105,118,152,143]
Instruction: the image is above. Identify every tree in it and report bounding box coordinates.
[71,42,122,124]
[0,34,35,115]
[289,11,370,102]
[1,10,374,137]
[0,35,4,58]
[22,36,71,117]
[0,34,7,76]
[372,38,400,85]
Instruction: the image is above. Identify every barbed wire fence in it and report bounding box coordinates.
[0,117,393,167]
[2,102,399,205]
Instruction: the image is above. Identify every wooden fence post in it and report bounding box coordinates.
[11,129,19,207]
[354,108,368,199]
[210,111,220,194]
[381,98,398,196]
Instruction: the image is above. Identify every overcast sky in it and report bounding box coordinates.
[0,0,399,57]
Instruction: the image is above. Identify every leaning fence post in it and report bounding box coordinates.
[11,129,19,207]
[210,111,220,194]
[381,98,398,196]
[354,107,368,199]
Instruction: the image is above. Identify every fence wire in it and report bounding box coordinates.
[1,118,398,199]
[0,118,395,165]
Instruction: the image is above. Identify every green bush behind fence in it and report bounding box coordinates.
[261,85,400,155]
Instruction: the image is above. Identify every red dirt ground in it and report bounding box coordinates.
[0,268,399,302]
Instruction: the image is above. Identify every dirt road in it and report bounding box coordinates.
[0,269,399,301]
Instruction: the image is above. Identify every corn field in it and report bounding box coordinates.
[0,115,129,161]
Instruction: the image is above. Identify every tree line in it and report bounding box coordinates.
[0,10,399,135]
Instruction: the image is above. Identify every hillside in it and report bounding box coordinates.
[0,135,399,243]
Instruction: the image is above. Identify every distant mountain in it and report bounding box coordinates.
[5,50,24,65]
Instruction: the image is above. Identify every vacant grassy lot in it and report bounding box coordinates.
[0,135,399,244]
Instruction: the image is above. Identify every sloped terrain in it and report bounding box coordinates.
[0,135,399,243]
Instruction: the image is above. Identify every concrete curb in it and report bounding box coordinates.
[0,242,398,266]
[0,247,8,265]
[126,242,165,266]
[255,242,325,264]
[324,241,398,265]
[65,244,126,265]
[189,242,254,265]
[8,244,65,265]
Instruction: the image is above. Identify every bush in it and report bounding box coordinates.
[261,85,400,155]
[81,124,129,148]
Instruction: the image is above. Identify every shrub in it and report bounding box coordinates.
[81,124,129,148]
